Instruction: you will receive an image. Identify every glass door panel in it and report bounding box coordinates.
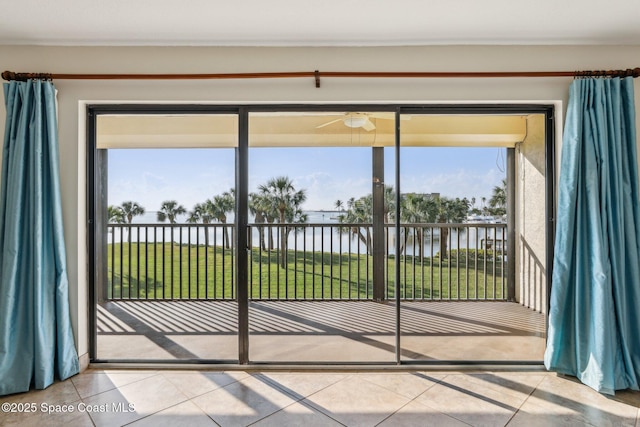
[96,113,239,361]
[398,113,547,362]
[247,111,397,362]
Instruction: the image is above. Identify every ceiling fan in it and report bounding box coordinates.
[316,112,394,132]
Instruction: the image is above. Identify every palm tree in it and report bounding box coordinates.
[347,197,356,209]
[253,193,278,251]
[383,185,396,223]
[157,200,186,224]
[334,199,344,212]
[400,193,438,258]
[120,201,145,242]
[121,201,145,224]
[188,202,213,246]
[187,208,201,224]
[108,205,125,224]
[249,192,269,251]
[282,205,308,239]
[489,178,507,217]
[437,197,471,258]
[107,205,126,244]
[468,195,482,216]
[211,189,235,249]
[338,194,373,254]
[157,200,186,243]
[258,176,307,268]
[337,185,396,255]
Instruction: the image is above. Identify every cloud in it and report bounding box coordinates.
[294,172,370,210]
[109,148,505,215]
[110,172,235,212]
[401,168,504,201]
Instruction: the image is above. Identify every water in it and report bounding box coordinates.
[110,210,505,256]
[128,210,339,225]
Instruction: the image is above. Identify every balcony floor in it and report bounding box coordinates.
[97,300,546,363]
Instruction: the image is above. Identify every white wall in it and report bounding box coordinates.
[1,45,639,362]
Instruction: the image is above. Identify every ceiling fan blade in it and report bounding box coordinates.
[368,113,394,120]
[316,118,343,129]
[367,112,411,120]
[361,120,376,131]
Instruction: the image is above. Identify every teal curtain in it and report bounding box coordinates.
[0,80,79,396]
[544,76,640,395]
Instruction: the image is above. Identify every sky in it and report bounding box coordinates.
[108,146,506,214]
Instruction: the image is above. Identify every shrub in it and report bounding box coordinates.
[436,248,496,262]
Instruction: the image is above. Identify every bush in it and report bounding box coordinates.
[436,248,496,262]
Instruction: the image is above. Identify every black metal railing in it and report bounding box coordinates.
[106,224,235,300]
[105,222,507,301]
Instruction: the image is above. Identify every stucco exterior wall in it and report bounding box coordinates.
[516,114,547,312]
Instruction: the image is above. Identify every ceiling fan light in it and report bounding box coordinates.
[343,116,368,128]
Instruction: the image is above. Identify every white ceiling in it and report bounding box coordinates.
[1,0,640,46]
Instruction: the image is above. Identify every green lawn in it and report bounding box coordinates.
[106,243,505,300]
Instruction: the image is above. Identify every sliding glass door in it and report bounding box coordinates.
[88,104,553,365]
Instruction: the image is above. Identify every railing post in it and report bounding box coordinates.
[372,147,385,301]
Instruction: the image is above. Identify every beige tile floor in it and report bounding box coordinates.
[1,369,639,427]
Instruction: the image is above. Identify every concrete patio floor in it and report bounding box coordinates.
[97,300,546,363]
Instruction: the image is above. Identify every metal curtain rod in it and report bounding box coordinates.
[2,68,640,88]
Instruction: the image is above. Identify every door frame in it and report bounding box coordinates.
[86,102,555,365]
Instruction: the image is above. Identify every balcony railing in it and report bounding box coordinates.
[105,222,507,301]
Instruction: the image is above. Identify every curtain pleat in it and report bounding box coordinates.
[0,80,79,396]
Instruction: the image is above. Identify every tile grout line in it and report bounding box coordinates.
[245,398,348,427]
[183,374,268,426]
[67,375,97,427]
[159,370,249,401]
[251,372,354,402]
[62,375,98,427]
[372,373,474,427]
[118,374,196,427]
[245,372,353,425]
[411,372,532,426]
[87,372,189,427]
[186,371,344,426]
[119,396,206,427]
[187,397,222,427]
[75,371,162,400]
[364,370,446,419]
[373,398,416,427]
[358,371,446,400]
[503,373,548,426]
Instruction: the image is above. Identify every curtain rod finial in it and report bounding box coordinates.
[1,71,53,81]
